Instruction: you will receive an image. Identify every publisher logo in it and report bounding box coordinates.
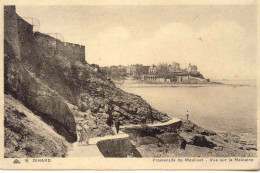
[13,159,20,164]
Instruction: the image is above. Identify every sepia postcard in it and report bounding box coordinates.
[0,0,259,170]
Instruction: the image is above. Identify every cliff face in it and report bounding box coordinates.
[4,39,77,143]
[4,6,170,157]
[4,95,71,158]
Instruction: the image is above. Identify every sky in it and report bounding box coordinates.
[16,5,257,80]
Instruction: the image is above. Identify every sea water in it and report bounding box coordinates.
[119,83,257,136]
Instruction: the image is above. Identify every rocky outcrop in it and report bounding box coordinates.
[4,95,71,158]
[121,120,257,157]
[180,121,217,148]
[179,121,217,148]
[122,123,183,157]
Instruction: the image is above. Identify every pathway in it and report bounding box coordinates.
[67,118,181,157]
[121,118,181,128]
[67,128,129,157]
[68,142,104,157]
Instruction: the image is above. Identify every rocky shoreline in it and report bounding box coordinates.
[114,79,253,88]
[122,120,257,157]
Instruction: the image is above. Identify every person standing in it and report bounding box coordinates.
[79,123,86,145]
[180,139,187,150]
[76,124,83,146]
[107,115,113,127]
[186,110,190,123]
[83,123,91,146]
[95,114,98,126]
[115,119,121,134]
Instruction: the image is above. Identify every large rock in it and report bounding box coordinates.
[96,137,141,157]
[191,135,216,149]
[156,133,182,146]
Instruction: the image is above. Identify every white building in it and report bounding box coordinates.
[149,65,157,74]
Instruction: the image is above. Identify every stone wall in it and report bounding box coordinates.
[56,41,85,63]
[96,137,142,157]
[16,14,36,66]
[17,15,34,45]
[123,121,183,138]
[4,6,20,59]
[34,32,59,55]
[34,32,85,63]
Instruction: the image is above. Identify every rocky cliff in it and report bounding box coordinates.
[5,39,77,143]
[4,95,71,158]
[4,6,169,157]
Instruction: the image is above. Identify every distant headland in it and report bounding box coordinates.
[101,62,210,84]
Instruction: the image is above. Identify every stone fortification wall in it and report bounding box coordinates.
[34,32,85,63]
[6,8,86,64]
[34,32,57,55]
[16,14,36,66]
[4,6,20,59]
[17,15,34,45]
[56,41,85,63]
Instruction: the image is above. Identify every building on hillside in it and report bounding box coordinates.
[142,73,209,84]
[127,64,149,77]
[187,63,198,72]
[165,78,171,83]
[139,65,150,75]
[126,65,136,76]
[142,75,174,83]
[177,75,190,82]
[157,78,166,83]
[142,75,158,81]
[148,65,157,74]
